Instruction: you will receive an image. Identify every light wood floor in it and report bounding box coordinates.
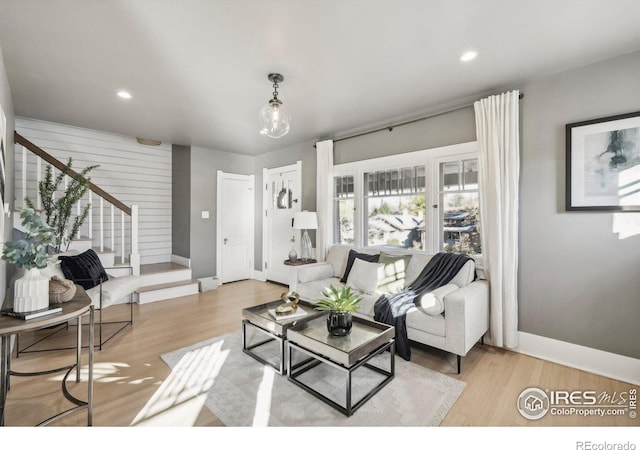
[4,279,638,427]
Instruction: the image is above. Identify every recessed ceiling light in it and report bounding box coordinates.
[459,51,478,62]
[117,90,132,99]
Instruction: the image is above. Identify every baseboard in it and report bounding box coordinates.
[171,254,191,268]
[514,331,640,386]
[252,270,266,282]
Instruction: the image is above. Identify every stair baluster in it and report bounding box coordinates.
[99,197,104,252]
[121,210,125,265]
[21,145,26,208]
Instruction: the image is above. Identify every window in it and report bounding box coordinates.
[333,175,355,245]
[332,141,481,257]
[364,166,425,249]
[439,158,481,255]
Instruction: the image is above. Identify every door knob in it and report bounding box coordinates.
[224,238,228,244]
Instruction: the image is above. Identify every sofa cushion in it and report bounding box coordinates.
[404,253,433,286]
[298,264,334,283]
[404,253,475,288]
[346,259,384,294]
[377,252,412,294]
[417,283,459,315]
[448,259,475,287]
[340,249,380,283]
[325,245,352,277]
[58,249,109,290]
[296,278,343,304]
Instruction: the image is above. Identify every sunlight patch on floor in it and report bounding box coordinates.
[130,340,229,426]
[48,362,130,382]
[252,365,275,426]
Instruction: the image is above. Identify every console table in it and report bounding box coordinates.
[0,288,94,426]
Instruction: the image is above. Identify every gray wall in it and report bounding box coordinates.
[519,51,640,359]
[189,145,254,279]
[253,139,317,271]
[0,46,15,305]
[334,106,476,164]
[172,144,191,258]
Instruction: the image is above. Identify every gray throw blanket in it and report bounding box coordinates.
[373,252,474,360]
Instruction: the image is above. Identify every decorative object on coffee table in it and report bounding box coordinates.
[275,291,300,316]
[314,284,362,336]
[241,298,325,374]
[2,207,55,313]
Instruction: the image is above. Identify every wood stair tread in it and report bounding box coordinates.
[140,262,191,275]
[136,279,199,293]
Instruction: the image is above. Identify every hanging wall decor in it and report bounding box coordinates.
[566,110,640,211]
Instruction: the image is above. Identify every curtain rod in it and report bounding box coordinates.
[328,92,524,144]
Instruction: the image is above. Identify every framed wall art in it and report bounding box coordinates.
[0,105,5,244]
[566,110,640,211]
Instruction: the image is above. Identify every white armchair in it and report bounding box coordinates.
[16,249,142,353]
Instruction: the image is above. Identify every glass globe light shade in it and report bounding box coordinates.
[259,100,291,138]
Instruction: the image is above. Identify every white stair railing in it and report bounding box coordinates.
[14,132,140,276]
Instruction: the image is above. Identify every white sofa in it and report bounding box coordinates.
[290,244,490,373]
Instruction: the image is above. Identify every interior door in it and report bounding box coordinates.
[217,171,254,283]
[263,162,301,285]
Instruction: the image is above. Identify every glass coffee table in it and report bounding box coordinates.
[241,299,325,375]
[286,315,395,416]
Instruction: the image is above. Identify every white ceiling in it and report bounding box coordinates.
[1,0,639,156]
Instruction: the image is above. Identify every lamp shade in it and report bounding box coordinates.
[293,211,318,230]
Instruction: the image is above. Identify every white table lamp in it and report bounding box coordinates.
[293,211,318,261]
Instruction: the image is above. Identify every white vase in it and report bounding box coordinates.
[13,267,50,313]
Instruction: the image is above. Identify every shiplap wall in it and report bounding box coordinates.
[15,117,172,264]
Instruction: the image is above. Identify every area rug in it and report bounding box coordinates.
[159,330,465,427]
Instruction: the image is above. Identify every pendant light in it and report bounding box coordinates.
[259,73,291,138]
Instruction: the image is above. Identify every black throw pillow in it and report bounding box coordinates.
[340,249,380,283]
[58,249,109,290]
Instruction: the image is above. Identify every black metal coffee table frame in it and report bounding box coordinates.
[286,339,395,416]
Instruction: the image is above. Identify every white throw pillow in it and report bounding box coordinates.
[346,258,384,294]
[417,283,459,316]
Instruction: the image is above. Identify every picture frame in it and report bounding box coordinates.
[566,110,640,212]
[0,105,5,246]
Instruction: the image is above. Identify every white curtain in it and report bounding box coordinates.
[474,90,520,349]
[315,140,334,262]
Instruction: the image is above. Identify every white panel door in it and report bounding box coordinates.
[263,162,301,285]
[217,172,254,283]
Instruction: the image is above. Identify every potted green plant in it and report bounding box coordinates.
[26,157,98,252]
[314,284,362,336]
[2,207,55,312]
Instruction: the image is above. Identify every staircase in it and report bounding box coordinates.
[66,241,199,303]
[14,132,200,304]
[136,262,200,304]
